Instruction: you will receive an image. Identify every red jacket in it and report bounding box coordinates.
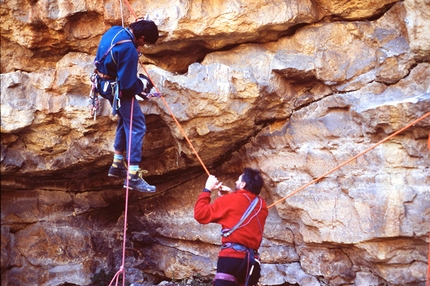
[194,189,268,259]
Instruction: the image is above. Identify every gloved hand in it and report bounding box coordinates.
[138,73,154,94]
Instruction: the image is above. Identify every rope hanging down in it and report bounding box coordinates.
[268,111,430,209]
[108,97,136,286]
[108,2,130,286]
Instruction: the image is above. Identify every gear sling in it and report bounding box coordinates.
[91,30,132,115]
[216,197,262,286]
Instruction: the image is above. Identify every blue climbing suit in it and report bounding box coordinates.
[94,26,146,165]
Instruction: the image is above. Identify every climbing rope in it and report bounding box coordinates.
[108,3,129,286]
[267,111,430,209]
[141,66,211,176]
[108,96,135,286]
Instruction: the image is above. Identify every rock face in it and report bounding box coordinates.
[1,0,429,285]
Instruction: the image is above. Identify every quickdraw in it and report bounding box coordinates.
[89,72,100,121]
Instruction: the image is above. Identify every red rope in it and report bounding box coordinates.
[124,0,137,20]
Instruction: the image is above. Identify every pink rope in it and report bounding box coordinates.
[109,96,134,286]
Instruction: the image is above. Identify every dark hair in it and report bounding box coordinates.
[130,19,159,44]
[242,168,264,195]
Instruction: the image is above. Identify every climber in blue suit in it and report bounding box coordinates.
[94,19,159,193]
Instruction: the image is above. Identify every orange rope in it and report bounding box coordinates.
[140,64,211,176]
[159,90,211,176]
[267,111,430,209]
[428,131,430,151]
[123,0,137,19]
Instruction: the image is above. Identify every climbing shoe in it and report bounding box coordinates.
[108,161,128,178]
[124,171,156,193]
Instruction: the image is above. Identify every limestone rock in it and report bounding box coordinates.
[404,0,430,60]
[314,0,399,19]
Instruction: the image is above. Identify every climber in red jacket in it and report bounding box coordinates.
[194,168,268,286]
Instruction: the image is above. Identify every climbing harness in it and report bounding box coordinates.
[89,71,120,115]
[222,242,252,252]
[215,272,238,284]
[218,242,261,286]
[90,29,133,117]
